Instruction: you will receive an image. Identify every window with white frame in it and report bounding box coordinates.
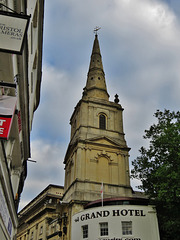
[122,221,132,235]
[82,225,88,238]
[100,222,108,236]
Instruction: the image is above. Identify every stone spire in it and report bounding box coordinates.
[83,34,109,101]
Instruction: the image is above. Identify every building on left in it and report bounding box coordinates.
[0,0,45,239]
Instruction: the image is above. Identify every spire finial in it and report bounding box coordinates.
[114,94,119,103]
[94,26,101,36]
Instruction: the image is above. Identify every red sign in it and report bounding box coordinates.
[0,117,12,139]
[0,95,16,140]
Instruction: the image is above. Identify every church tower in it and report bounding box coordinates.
[63,34,132,202]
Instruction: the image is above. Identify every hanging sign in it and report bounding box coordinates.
[0,95,17,140]
[0,10,30,54]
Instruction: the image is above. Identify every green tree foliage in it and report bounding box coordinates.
[131,109,180,239]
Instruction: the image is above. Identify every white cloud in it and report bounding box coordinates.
[32,64,87,141]
[19,140,65,210]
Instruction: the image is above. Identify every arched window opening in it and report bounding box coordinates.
[99,114,106,130]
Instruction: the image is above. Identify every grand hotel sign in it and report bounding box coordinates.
[0,10,30,54]
[72,205,160,240]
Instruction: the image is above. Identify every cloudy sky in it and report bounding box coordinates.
[19,0,180,210]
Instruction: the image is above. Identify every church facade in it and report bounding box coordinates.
[17,34,160,240]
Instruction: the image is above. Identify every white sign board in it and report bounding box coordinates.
[0,11,30,54]
[72,205,160,240]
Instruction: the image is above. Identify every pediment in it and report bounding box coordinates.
[86,136,121,147]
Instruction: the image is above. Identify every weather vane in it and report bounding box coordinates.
[94,26,101,35]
